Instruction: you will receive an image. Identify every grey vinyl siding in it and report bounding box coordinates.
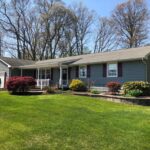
[22,69,36,78]
[53,68,60,84]
[146,55,150,82]
[122,61,146,82]
[0,61,9,76]
[11,68,21,76]
[70,60,146,86]
[11,68,36,77]
[70,67,76,79]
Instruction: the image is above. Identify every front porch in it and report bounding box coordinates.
[18,65,70,89]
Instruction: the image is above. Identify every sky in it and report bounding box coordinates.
[63,0,150,17]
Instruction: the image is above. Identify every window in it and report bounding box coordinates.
[39,69,51,79]
[39,70,45,79]
[107,63,118,77]
[79,66,87,78]
[46,70,51,79]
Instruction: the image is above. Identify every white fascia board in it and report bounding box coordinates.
[0,59,11,68]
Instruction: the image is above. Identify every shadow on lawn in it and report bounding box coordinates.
[9,91,44,96]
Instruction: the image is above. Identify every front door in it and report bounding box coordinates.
[62,68,68,87]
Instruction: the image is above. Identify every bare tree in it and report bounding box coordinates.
[71,2,94,55]
[0,0,94,59]
[0,0,32,58]
[112,0,149,48]
[0,31,3,56]
[94,17,117,52]
[37,0,77,59]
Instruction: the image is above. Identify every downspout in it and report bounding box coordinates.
[142,57,148,82]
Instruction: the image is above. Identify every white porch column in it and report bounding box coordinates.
[59,65,62,88]
[37,68,40,87]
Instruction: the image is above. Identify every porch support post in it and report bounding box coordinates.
[37,68,40,87]
[38,68,40,80]
[59,65,62,89]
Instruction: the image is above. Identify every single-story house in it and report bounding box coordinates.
[0,46,150,89]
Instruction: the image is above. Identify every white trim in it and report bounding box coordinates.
[0,59,11,68]
[0,71,5,89]
[107,63,118,78]
[79,65,87,78]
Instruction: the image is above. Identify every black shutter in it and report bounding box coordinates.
[118,62,123,77]
[68,67,72,80]
[87,65,91,78]
[51,68,53,80]
[103,63,107,77]
[75,66,79,78]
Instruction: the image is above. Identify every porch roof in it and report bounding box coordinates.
[0,56,35,67]
[18,59,81,69]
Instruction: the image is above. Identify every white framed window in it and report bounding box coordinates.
[79,65,87,78]
[107,63,118,77]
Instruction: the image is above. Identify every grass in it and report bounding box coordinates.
[0,92,150,150]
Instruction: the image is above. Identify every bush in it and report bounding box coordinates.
[7,76,36,94]
[106,82,121,94]
[123,81,150,96]
[90,89,100,94]
[43,86,56,94]
[127,89,143,97]
[69,79,87,92]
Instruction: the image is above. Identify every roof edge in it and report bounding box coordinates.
[144,51,150,59]
[0,58,11,68]
[69,58,142,66]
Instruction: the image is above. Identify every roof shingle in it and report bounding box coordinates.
[0,57,35,67]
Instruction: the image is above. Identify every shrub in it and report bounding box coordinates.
[106,82,121,94]
[90,89,100,94]
[43,86,56,94]
[69,79,87,92]
[123,81,150,96]
[7,76,36,94]
[127,89,143,97]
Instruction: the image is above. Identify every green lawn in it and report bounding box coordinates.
[0,92,150,150]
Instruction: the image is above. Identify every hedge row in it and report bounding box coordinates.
[69,80,150,97]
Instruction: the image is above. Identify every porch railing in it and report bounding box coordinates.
[36,79,50,89]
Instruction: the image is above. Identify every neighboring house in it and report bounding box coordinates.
[1,46,150,89]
